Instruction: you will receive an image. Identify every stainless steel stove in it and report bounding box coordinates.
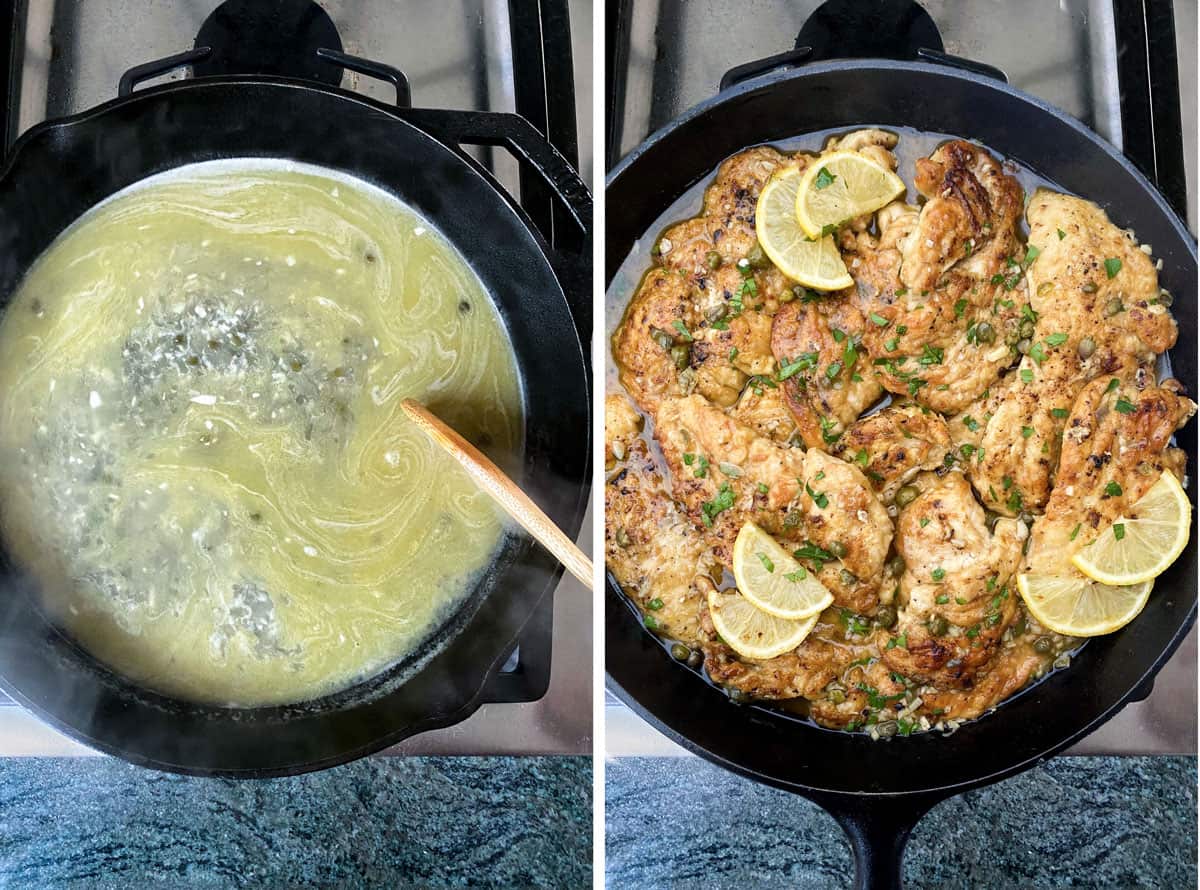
[604,0,1197,757]
[0,0,593,758]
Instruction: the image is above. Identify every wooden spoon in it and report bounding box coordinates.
[400,399,593,590]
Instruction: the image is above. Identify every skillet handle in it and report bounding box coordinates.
[118,47,213,97]
[809,791,946,890]
[398,108,593,345]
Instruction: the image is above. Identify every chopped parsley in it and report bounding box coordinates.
[700,483,735,527]
[1106,378,1120,393]
[936,594,950,605]
[884,633,908,651]
[757,482,769,495]
[1070,523,1082,541]
[1045,332,1068,347]
[962,415,981,432]
[1057,228,1066,240]
[757,552,775,573]
[841,610,871,636]
[1104,257,1122,278]
[778,352,818,381]
[919,344,945,366]
[870,312,890,326]
[1029,341,1048,364]
[1020,368,1034,384]
[806,482,829,509]
[814,166,837,189]
[931,567,946,582]
[1114,397,1136,414]
[954,298,968,318]
[1051,407,1069,419]
[672,319,693,341]
[1022,426,1035,438]
[825,361,843,380]
[729,346,739,362]
[785,567,807,583]
[1104,481,1123,497]
[1024,245,1041,265]
[1113,523,1126,541]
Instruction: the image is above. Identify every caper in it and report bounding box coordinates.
[615,527,631,548]
[1033,636,1054,654]
[650,327,674,352]
[886,554,906,576]
[928,614,950,636]
[1158,290,1174,307]
[687,650,704,669]
[1012,614,1028,637]
[875,605,898,629]
[895,485,920,508]
[670,643,691,662]
[829,541,848,559]
[1077,337,1096,360]
[1005,327,1022,347]
[705,250,722,270]
[791,285,807,301]
[1081,282,1098,293]
[1104,297,1124,317]
[828,688,846,705]
[1019,318,1035,339]
[975,322,996,344]
[782,509,803,529]
[186,355,200,366]
[839,568,858,587]
[1017,337,1032,355]
[671,344,691,370]
[778,288,796,303]
[647,597,664,611]
[728,688,751,704]
[875,720,899,738]
[746,242,770,269]
[707,303,729,323]
[643,614,660,632]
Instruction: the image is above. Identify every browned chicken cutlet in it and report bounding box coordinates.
[606,410,713,643]
[849,141,1029,415]
[883,472,1026,687]
[964,190,1180,515]
[770,296,883,450]
[653,394,892,613]
[836,403,953,504]
[1025,372,1194,575]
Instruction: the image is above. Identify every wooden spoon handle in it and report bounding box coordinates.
[400,399,593,590]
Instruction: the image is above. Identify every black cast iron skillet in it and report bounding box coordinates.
[606,59,1197,889]
[0,54,592,777]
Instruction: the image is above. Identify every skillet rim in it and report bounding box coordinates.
[604,57,1197,799]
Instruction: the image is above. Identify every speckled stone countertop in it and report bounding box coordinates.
[0,756,590,888]
[606,755,1196,889]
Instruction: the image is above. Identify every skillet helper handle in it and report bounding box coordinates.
[315,48,411,108]
[811,791,945,890]
[118,47,213,96]
[399,108,594,344]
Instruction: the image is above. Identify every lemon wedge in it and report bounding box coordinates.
[1016,573,1153,637]
[706,588,819,660]
[754,167,853,291]
[1070,472,1191,586]
[794,151,906,240]
[732,522,834,620]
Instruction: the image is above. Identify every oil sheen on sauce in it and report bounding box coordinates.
[0,160,523,707]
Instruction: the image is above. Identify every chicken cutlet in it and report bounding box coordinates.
[849,141,1029,415]
[963,190,1180,515]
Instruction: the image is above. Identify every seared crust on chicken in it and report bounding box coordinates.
[770,297,883,450]
[964,190,1181,515]
[1025,373,1194,575]
[837,403,953,503]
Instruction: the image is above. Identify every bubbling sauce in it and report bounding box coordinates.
[0,160,523,706]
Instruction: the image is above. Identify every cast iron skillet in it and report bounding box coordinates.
[0,61,592,777]
[606,59,1196,889]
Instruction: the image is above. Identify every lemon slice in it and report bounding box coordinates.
[1016,573,1153,637]
[706,588,819,660]
[732,522,834,620]
[794,151,906,240]
[755,167,853,291]
[1070,472,1191,585]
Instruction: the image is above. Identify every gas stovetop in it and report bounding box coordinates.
[604,0,1197,757]
[0,0,593,758]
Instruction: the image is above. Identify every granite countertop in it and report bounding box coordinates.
[0,756,591,888]
[606,755,1196,889]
